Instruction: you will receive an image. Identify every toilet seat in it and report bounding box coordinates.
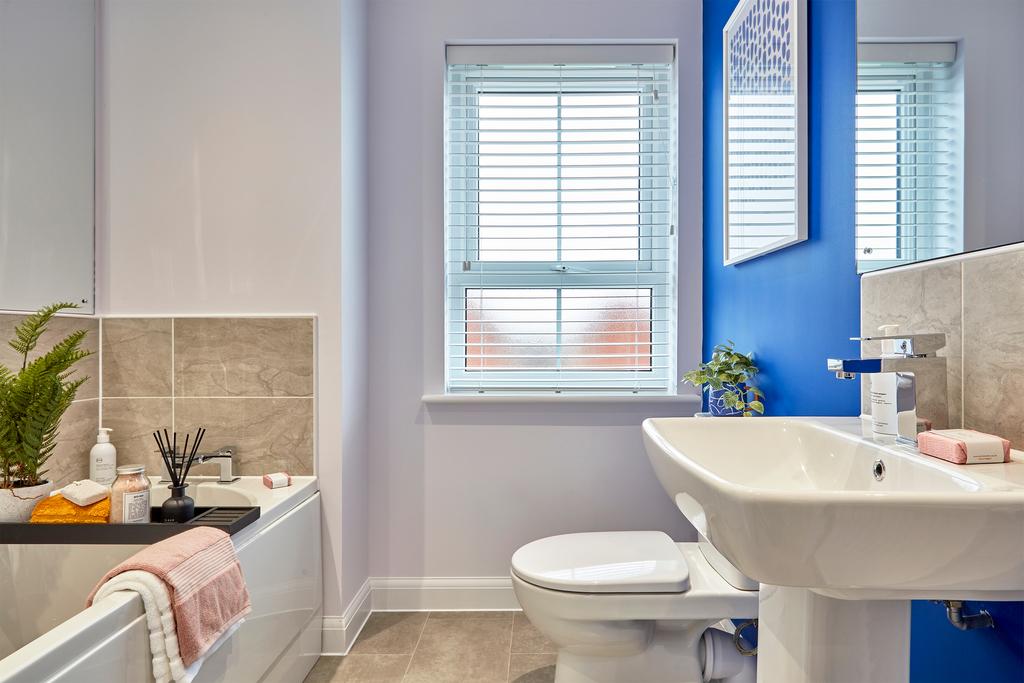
[512,531,690,593]
[512,541,758,622]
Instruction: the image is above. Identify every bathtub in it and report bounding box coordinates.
[0,476,322,683]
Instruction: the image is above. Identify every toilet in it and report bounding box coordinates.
[511,531,758,683]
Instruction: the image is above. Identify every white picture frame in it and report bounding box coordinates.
[723,0,808,266]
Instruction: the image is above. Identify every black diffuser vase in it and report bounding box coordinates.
[162,485,195,523]
[153,427,206,523]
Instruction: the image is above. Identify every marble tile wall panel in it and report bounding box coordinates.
[962,249,1024,447]
[174,317,315,397]
[102,318,173,397]
[862,242,1024,448]
[860,261,962,429]
[100,317,316,477]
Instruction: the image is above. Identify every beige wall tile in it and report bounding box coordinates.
[860,262,962,428]
[102,318,172,397]
[46,399,100,487]
[101,398,173,477]
[174,397,314,475]
[963,250,1024,447]
[0,313,100,401]
[174,317,314,397]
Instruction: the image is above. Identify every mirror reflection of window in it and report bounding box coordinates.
[855,42,963,272]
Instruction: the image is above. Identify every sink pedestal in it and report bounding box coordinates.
[757,585,910,683]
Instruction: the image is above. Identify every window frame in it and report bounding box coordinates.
[444,61,678,395]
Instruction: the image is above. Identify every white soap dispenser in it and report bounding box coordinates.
[90,427,117,486]
[869,324,900,438]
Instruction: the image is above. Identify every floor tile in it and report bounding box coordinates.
[304,655,411,682]
[511,613,557,654]
[304,657,343,682]
[404,617,513,683]
[428,610,514,620]
[509,654,557,683]
[349,612,428,655]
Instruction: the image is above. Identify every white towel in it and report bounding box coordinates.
[92,571,243,683]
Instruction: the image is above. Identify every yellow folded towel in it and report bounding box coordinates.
[31,493,110,524]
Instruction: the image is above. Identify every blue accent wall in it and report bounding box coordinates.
[703,1,1024,681]
[702,0,860,417]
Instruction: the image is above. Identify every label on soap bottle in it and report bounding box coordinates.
[869,373,899,438]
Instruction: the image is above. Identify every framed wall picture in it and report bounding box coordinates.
[723,0,807,265]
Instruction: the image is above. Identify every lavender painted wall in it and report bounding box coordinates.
[366,0,704,580]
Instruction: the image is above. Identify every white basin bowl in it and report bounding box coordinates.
[642,416,1024,600]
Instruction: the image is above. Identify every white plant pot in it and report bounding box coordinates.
[0,480,55,522]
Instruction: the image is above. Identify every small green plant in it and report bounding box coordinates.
[681,340,765,416]
[0,303,92,488]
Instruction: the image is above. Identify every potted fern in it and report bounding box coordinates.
[681,341,765,417]
[0,303,92,522]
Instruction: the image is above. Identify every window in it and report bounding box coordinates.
[445,45,676,394]
[856,42,963,273]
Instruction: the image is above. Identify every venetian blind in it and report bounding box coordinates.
[445,45,677,394]
[856,42,962,272]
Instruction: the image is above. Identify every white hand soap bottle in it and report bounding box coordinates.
[869,324,900,438]
[89,427,117,486]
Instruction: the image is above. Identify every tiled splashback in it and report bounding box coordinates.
[0,315,315,487]
[861,243,1024,447]
[102,317,315,479]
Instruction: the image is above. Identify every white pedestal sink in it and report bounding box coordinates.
[642,416,1024,683]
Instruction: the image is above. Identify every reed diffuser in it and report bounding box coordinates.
[153,427,205,523]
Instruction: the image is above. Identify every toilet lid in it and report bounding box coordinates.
[511,531,690,593]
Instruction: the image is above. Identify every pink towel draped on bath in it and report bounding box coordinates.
[87,526,251,666]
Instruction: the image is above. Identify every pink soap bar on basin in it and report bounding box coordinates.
[917,429,1011,465]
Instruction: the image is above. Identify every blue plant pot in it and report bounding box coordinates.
[707,384,745,417]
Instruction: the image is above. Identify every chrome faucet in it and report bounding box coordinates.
[196,447,240,484]
[159,446,239,484]
[827,333,947,444]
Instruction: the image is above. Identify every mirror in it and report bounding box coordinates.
[856,0,1024,272]
[0,0,95,313]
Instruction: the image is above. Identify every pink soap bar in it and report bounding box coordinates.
[917,429,1011,465]
[263,472,292,488]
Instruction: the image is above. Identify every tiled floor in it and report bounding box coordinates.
[304,611,557,683]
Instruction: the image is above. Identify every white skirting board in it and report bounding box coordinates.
[322,576,519,655]
[322,578,372,655]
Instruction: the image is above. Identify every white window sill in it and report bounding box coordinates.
[421,393,701,406]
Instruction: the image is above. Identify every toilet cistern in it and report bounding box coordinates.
[827,332,946,444]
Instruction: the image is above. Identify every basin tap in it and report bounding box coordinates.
[827,333,946,444]
[195,447,240,484]
[159,446,239,484]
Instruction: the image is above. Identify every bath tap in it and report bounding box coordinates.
[827,333,946,444]
[159,447,239,484]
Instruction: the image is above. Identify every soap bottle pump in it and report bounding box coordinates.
[90,428,117,486]
[869,324,900,438]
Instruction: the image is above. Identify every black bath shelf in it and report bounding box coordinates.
[0,505,260,544]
